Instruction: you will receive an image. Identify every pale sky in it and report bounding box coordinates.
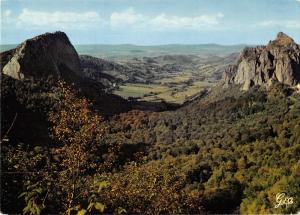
[1,0,300,45]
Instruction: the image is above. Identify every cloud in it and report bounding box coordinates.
[16,9,103,29]
[110,7,143,27]
[6,7,224,32]
[110,8,224,30]
[1,9,12,26]
[296,0,300,3]
[4,9,11,17]
[149,13,224,30]
[258,20,300,29]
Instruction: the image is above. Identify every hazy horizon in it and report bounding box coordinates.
[0,41,253,46]
[0,42,247,58]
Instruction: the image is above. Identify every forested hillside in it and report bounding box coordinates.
[1,31,300,214]
[1,74,300,213]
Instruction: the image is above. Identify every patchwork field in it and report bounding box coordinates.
[111,54,237,104]
[114,74,215,103]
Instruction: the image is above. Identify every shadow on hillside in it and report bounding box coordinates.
[82,91,181,118]
[130,100,181,112]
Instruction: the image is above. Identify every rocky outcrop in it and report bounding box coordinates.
[222,32,300,90]
[1,31,82,80]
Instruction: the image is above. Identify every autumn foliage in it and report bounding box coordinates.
[2,76,300,214]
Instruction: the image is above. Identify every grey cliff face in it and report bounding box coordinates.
[1,31,82,80]
[222,32,300,90]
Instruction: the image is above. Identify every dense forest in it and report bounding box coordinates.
[1,74,300,214]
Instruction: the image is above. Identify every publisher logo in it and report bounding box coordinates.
[275,193,294,208]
